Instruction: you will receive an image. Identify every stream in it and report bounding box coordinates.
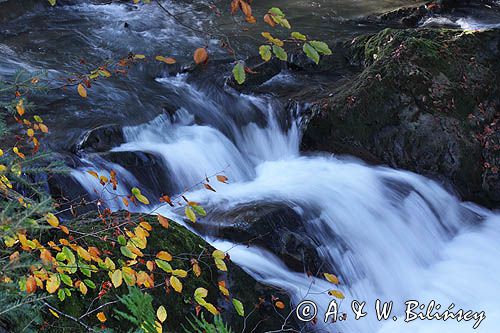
[2,1,500,332]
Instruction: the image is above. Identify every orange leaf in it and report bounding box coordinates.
[87,171,99,179]
[239,0,252,17]
[97,312,107,323]
[275,300,285,309]
[155,55,177,64]
[39,123,49,133]
[194,48,209,65]
[16,100,25,116]
[156,251,172,262]
[26,276,37,293]
[157,214,170,229]
[77,83,87,98]
[264,14,276,27]
[216,175,228,183]
[139,221,152,231]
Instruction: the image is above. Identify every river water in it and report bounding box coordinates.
[2,1,500,332]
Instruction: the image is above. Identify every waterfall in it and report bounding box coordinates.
[72,72,500,332]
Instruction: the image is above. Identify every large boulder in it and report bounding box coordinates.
[302,28,500,207]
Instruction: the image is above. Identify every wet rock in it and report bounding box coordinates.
[194,202,328,275]
[74,124,124,153]
[302,28,500,207]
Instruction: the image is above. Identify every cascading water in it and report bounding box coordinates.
[72,71,500,332]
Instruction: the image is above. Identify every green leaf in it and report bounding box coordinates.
[185,206,196,223]
[272,45,287,61]
[192,205,207,217]
[232,62,246,85]
[48,0,56,6]
[291,32,307,41]
[120,246,135,259]
[309,41,332,55]
[268,7,284,17]
[155,259,172,273]
[117,235,127,246]
[58,289,65,301]
[232,298,245,316]
[62,247,75,263]
[280,18,291,29]
[259,45,272,62]
[136,194,150,205]
[303,43,320,64]
[84,279,96,289]
[131,187,141,196]
[59,274,73,287]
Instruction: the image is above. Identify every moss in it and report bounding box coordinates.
[39,212,295,332]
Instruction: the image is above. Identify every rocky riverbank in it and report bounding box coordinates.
[301,27,499,207]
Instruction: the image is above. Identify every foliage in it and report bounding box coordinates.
[183,314,233,333]
[0,2,344,332]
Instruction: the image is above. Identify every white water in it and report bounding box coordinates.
[71,72,500,332]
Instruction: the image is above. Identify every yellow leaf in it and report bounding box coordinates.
[27,128,34,137]
[49,309,60,318]
[185,206,196,223]
[122,267,137,286]
[111,270,123,288]
[212,250,225,260]
[134,54,146,59]
[194,287,208,300]
[136,194,150,205]
[79,281,88,295]
[77,84,87,98]
[171,269,187,278]
[328,290,345,299]
[87,171,99,179]
[146,260,155,272]
[218,281,229,296]
[155,321,163,333]
[96,312,107,323]
[203,302,219,315]
[156,251,172,262]
[170,276,182,293]
[324,273,339,285]
[214,258,227,272]
[77,246,91,261]
[46,213,59,227]
[139,221,152,231]
[157,305,167,323]
[0,149,3,156]
[46,274,60,294]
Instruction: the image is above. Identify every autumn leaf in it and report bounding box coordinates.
[77,84,87,98]
[26,276,37,293]
[214,258,227,271]
[97,312,107,323]
[39,123,49,133]
[46,213,60,227]
[156,56,177,64]
[263,14,276,27]
[46,274,60,294]
[212,250,225,260]
[218,281,229,296]
[193,48,209,65]
[16,100,25,116]
[328,290,345,299]
[157,305,167,323]
[324,273,339,284]
[170,276,182,293]
[111,269,123,288]
[157,214,170,229]
[216,175,228,183]
[275,300,285,309]
[156,251,172,262]
[203,183,216,192]
[185,206,196,223]
[259,45,272,62]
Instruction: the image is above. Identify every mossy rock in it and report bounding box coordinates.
[32,211,298,333]
[302,28,500,207]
